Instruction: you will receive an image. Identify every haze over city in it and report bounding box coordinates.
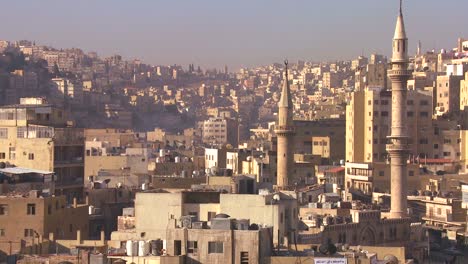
[2,0,468,69]
[1,0,468,263]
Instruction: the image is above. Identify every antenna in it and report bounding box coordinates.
[399,0,403,15]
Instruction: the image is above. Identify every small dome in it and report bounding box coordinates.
[383,254,398,264]
[215,213,230,218]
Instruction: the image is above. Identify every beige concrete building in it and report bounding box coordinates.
[147,128,196,148]
[202,117,239,148]
[0,102,84,200]
[0,191,88,256]
[461,130,468,173]
[165,218,272,264]
[84,128,137,147]
[346,88,433,163]
[292,119,345,162]
[461,72,468,128]
[345,162,421,195]
[322,71,342,89]
[435,75,464,115]
[355,63,387,91]
[111,191,297,245]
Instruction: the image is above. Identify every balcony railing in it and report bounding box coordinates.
[54,128,84,145]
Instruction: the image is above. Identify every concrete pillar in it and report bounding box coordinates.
[76,230,81,244]
[100,230,105,244]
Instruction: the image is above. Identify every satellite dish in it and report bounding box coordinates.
[273,194,280,201]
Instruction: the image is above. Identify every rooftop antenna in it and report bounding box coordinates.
[399,0,403,15]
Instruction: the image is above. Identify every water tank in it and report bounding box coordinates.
[175,156,180,163]
[159,149,165,157]
[126,241,138,256]
[88,205,95,215]
[339,159,345,165]
[181,170,187,178]
[138,241,150,256]
[142,183,147,191]
[156,157,161,163]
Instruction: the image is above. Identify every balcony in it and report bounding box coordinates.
[54,128,84,146]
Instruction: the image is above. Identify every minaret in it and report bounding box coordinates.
[387,0,411,219]
[275,60,295,188]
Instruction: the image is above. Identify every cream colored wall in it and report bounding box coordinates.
[346,91,365,162]
[84,155,127,178]
[461,130,468,173]
[220,194,297,245]
[135,193,183,240]
[183,203,220,221]
[0,127,53,171]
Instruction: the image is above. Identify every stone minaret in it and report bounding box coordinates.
[275,60,295,188]
[387,0,411,219]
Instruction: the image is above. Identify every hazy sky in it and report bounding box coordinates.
[2,0,467,70]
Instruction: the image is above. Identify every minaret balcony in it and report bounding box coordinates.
[386,143,410,153]
[275,125,295,134]
[388,69,412,77]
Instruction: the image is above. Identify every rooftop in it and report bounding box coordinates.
[0,167,54,175]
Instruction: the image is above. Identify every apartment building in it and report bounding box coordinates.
[0,99,84,200]
[0,190,88,256]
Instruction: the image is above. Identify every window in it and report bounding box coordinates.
[381,100,389,105]
[381,111,389,117]
[208,241,223,254]
[187,241,198,254]
[409,170,414,176]
[379,171,384,177]
[8,147,15,160]
[420,112,429,117]
[24,229,34,237]
[27,204,36,215]
[420,100,429,106]
[443,152,451,157]
[407,100,414,105]
[28,153,34,160]
[48,204,52,215]
[0,153,4,159]
[434,144,439,149]
[0,128,7,139]
[437,208,442,215]
[407,111,414,117]
[241,252,249,264]
[207,211,216,221]
[0,229,4,236]
[0,205,8,215]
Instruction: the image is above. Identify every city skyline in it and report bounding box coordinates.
[2,0,467,70]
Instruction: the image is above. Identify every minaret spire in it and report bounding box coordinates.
[279,60,292,108]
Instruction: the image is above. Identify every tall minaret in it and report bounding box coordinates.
[275,60,295,188]
[387,0,411,219]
